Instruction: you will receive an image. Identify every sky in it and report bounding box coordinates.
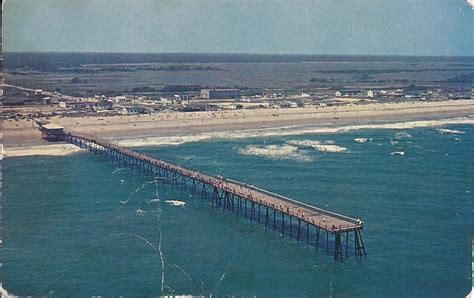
[3,0,473,56]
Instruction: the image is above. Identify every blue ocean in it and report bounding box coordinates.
[3,125,472,296]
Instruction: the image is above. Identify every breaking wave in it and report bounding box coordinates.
[119,135,211,147]
[238,144,311,162]
[390,151,405,156]
[354,138,372,143]
[113,116,474,148]
[394,132,412,139]
[436,128,465,134]
[287,140,347,153]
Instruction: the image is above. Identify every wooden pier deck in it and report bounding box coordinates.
[64,131,366,260]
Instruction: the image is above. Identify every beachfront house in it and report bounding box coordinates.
[95,100,114,111]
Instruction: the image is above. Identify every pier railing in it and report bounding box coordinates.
[111,145,361,226]
[226,178,360,225]
[65,131,366,260]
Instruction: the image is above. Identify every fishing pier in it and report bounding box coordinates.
[64,131,366,260]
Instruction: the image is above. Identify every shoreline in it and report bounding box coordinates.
[3,144,84,158]
[113,115,474,146]
[58,99,474,139]
[4,114,474,158]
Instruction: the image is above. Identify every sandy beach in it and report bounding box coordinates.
[3,99,474,157]
[3,144,83,158]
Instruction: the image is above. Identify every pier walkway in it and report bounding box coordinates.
[64,131,366,260]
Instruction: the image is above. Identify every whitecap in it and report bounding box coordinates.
[287,140,347,153]
[148,198,160,203]
[353,138,371,143]
[288,140,336,146]
[110,117,474,149]
[394,132,412,139]
[238,144,311,161]
[437,128,465,134]
[118,135,211,147]
[136,209,145,215]
[165,200,186,206]
[312,144,347,153]
[390,151,405,156]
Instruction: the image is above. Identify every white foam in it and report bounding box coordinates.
[437,128,465,134]
[390,151,405,156]
[113,116,474,148]
[394,131,412,139]
[287,140,335,146]
[0,284,14,298]
[165,200,186,206]
[238,144,311,162]
[314,145,347,153]
[287,140,347,153]
[118,135,212,147]
[136,209,145,215]
[4,144,83,157]
[354,138,371,143]
[148,198,160,203]
[112,168,126,174]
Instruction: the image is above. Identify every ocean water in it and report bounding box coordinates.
[3,125,472,296]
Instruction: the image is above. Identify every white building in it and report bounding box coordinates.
[301,92,310,98]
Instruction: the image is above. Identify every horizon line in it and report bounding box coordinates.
[3,50,474,59]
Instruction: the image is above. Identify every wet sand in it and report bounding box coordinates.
[3,99,474,157]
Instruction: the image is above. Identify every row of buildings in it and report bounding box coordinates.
[200,88,241,100]
[330,87,471,101]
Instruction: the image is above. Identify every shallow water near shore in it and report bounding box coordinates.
[3,125,473,296]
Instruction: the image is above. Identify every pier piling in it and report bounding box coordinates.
[65,132,366,260]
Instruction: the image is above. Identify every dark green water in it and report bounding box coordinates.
[3,126,472,296]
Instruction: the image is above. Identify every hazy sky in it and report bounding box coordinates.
[4,0,473,56]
